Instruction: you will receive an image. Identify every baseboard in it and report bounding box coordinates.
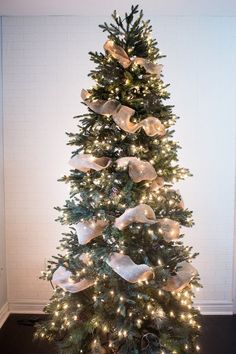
[8,300,46,314]
[195,300,234,315]
[6,299,234,316]
[0,302,9,328]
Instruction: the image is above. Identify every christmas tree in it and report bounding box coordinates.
[35,5,202,354]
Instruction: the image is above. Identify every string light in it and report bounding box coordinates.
[136,319,142,326]
[103,325,108,332]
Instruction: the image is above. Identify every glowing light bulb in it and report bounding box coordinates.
[103,325,108,332]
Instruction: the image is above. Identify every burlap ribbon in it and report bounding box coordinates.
[69,153,158,183]
[106,252,154,283]
[104,40,163,77]
[75,220,108,245]
[116,156,157,182]
[81,89,165,137]
[69,153,111,172]
[157,218,180,242]
[52,253,95,293]
[163,261,198,292]
[150,176,165,191]
[53,249,153,292]
[115,204,157,230]
[53,256,197,292]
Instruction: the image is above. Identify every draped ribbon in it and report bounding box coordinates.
[69,153,111,172]
[116,156,157,182]
[106,252,154,283]
[53,257,196,293]
[114,204,157,230]
[81,89,120,115]
[133,57,163,76]
[52,254,95,293]
[104,40,131,68]
[53,249,154,292]
[81,89,166,137]
[157,218,180,242]
[70,153,157,183]
[150,176,164,191]
[104,40,163,77]
[75,220,108,245]
[163,261,198,292]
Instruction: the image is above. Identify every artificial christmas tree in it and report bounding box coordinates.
[35,5,202,353]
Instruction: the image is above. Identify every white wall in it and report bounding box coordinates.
[1,0,236,16]
[0,16,7,311]
[2,15,236,313]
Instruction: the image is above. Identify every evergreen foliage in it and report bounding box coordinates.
[35,5,202,353]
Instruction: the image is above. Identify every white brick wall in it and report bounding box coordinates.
[2,16,236,312]
[0,17,7,312]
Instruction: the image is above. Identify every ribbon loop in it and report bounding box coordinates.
[157,218,180,242]
[106,252,154,283]
[163,262,198,292]
[75,220,108,245]
[117,157,157,182]
[115,204,157,230]
[69,153,111,172]
[82,90,165,137]
[52,263,94,293]
[104,39,163,78]
[104,40,131,68]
